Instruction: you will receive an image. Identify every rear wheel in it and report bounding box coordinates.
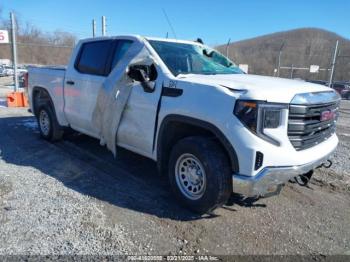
[168,137,232,214]
[37,105,63,141]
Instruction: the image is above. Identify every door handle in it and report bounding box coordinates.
[66,80,75,85]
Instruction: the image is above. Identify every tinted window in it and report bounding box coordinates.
[111,40,133,69]
[332,83,343,89]
[76,40,113,75]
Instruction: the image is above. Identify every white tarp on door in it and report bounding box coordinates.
[92,44,156,157]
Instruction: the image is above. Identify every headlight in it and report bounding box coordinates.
[291,91,340,104]
[233,101,258,132]
[234,100,287,146]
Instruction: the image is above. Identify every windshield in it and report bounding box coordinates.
[148,40,243,76]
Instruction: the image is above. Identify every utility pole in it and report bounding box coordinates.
[226,38,231,58]
[329,40,339,87]
[10,12,18,92]
[102,16,106,36]
[277,42,285,77]
[92,19,96,38]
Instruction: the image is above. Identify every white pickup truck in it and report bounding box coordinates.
[28,35,340,214]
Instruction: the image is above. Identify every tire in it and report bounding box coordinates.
[37,104,63,141]
[168,136,232,214]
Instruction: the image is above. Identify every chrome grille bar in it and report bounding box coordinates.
[288,102,338,150]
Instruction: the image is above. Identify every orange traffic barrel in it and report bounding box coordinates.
[7,92,29,107]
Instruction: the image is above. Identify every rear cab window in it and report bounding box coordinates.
[75,40,114,76]
[75,39,134,76]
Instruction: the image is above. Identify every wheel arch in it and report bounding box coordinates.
[156,114,239,176]
[32,86,56,117]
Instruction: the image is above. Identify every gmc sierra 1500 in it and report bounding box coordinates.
[28,35,340,214]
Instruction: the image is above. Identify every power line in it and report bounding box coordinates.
[4,15,91,35]
[1,42,74,48]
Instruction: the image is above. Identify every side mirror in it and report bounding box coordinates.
[128,64,157,93]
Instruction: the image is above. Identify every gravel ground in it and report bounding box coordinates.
[312,100,350,191]
[0,82,349,256]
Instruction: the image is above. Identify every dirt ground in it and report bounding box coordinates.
[0,80,349,256]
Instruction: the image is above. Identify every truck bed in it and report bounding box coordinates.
[28,65,67,125]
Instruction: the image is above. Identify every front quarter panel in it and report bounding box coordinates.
[156,79,248,170]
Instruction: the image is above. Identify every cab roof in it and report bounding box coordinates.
[79,35,203,46]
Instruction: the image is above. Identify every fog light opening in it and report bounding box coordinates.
[255,151,264,170]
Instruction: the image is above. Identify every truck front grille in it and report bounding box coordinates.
[288,102,338,151]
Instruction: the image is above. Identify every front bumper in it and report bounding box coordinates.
[232,149,335,197]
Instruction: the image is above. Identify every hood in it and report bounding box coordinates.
[177,74,333,103]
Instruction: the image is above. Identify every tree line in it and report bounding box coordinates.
[0,8,76,65]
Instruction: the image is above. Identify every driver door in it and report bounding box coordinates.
[116,65,163,158]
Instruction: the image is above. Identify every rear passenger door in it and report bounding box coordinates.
[64,39,132,137]
[64,40,113,136]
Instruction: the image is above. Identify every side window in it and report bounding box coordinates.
[111,40,133,69]
[76,40,113,76]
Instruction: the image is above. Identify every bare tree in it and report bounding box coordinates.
[0,10,76,65]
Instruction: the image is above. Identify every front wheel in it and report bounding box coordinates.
[168,137,232,214]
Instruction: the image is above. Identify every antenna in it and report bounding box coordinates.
[162,8,177,39]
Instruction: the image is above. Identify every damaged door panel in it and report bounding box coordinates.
[92,45,162,157]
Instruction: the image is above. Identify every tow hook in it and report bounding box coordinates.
[321,160,332,169]
[294,170,313,187]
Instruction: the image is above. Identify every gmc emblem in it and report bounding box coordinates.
[320,110,336,122]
